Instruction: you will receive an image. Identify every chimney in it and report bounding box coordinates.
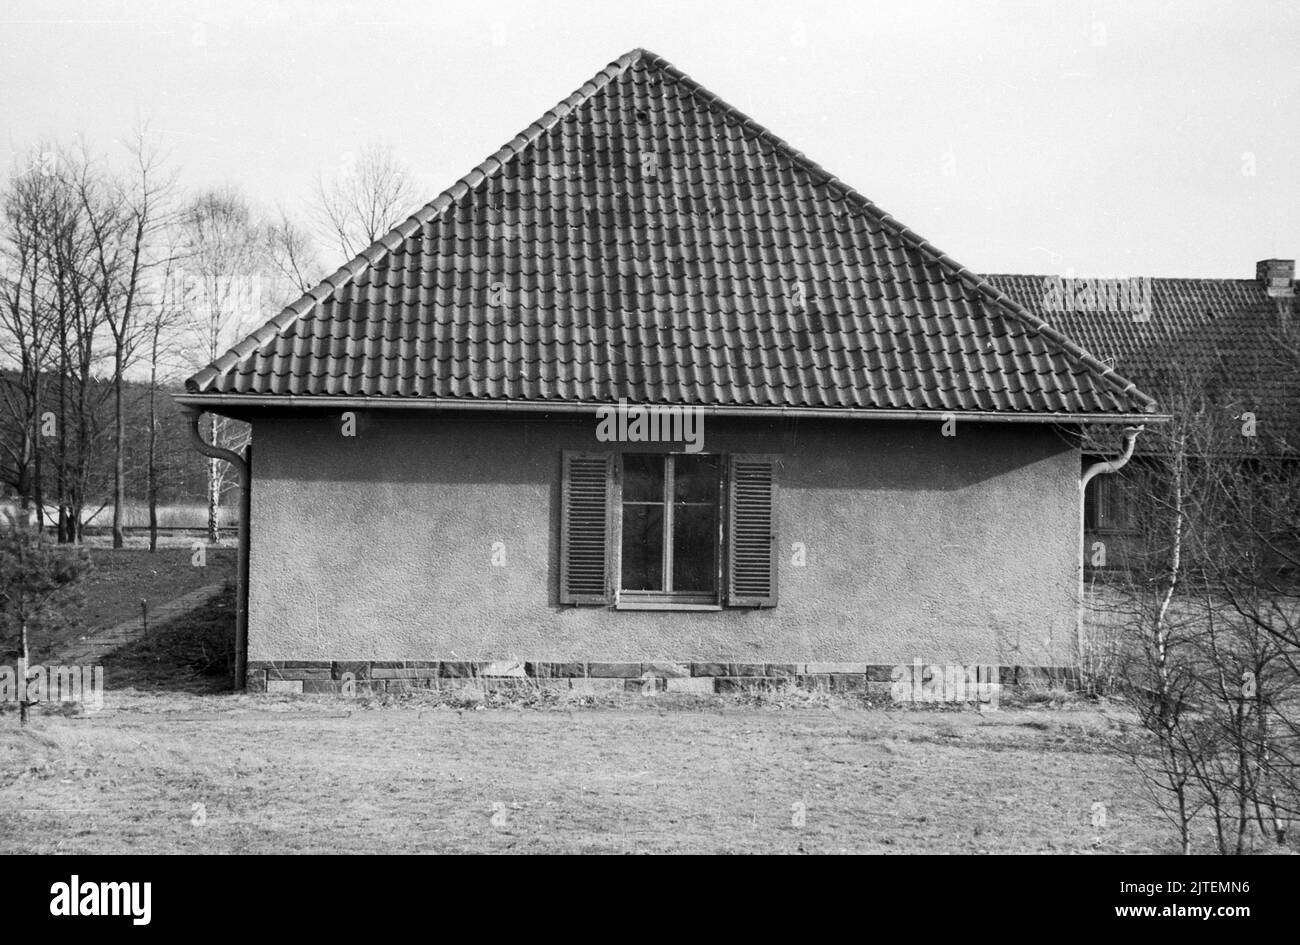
[1256,258,1295,298]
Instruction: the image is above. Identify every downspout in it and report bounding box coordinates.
[1077,424,1143,669]
[184,409,250,690]
[1082,425,1143,492]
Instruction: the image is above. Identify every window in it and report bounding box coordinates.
[620,454,720,603]
[559,451,777,609]
[1084,471,1134,533]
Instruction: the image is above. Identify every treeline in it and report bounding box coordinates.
[0,368,208,533]
[0,130,419,545]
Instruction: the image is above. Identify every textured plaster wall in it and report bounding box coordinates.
[246,413,1082,666]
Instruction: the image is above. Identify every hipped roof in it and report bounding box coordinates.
[183,49,1158,423]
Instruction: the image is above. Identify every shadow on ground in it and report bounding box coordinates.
[98,581,237,696]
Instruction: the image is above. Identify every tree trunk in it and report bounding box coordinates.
[32,441,44,531]
[207,414,220,543]
[57,307,70,543]
[18,619,29,727]
[31,371,45,533]
[112,346,125,548]
[1178,796,1191,855]
[74,355,90,544]
[57,350,70,543]
[1153,442,1185,725]
[15,433,32,517]
[147,335,159,552]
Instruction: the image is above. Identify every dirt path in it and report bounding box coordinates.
[52,584,225,665]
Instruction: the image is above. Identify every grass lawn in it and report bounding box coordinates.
[0,567,1188,855]
[17,545,235,662]
[0,690,1176,854]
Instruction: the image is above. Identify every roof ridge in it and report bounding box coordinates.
[186,48,648,393]
[986,271,1266,285]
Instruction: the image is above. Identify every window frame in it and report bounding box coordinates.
[1085,468,1137,535]
[558,448,778,610]
[614,451,725,610]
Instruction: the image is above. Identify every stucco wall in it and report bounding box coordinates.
[246,413,1082,666]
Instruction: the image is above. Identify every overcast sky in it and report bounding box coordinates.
[2,0,1296,278]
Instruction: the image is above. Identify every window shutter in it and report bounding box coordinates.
[726,454,778,607]
[560,451,614,605]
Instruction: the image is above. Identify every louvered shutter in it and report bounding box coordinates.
[726,454,778,607]
[559,451,614,604]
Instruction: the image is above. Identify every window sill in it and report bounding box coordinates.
[615,599,722,612]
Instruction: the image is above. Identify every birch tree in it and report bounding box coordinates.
[1097,330,1300,853]
[178,187,261,542]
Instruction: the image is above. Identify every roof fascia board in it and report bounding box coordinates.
[172,392,1169,425]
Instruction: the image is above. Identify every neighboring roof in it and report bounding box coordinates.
[183,49,1157,421]
[987,274,1299,452]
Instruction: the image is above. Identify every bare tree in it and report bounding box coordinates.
[142,234,189,551]
[23,142,115,545]
[76,129,176,548]
[1107,419,1205,854]
[315,143,418,259]
[266,205,322,294]
[49,155,111,545]
[178,186,263,542]
[0,149,57,523]
[1093,323,1300,853]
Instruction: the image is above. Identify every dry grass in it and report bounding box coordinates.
[0,569,1181,854]
[80,502,239,530]
[0,690,1173,854]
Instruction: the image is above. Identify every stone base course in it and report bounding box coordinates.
[246,660,1079,697]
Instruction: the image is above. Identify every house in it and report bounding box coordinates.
[987,262,1299,572]
[177,49,1162,694]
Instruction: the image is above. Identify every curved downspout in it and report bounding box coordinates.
[1077,425,1143,672]
[1082,425,1143,491]
[185,409,250,690]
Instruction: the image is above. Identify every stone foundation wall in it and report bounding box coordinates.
[246,660,1080,696]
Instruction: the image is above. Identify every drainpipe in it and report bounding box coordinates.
[1077,425,1143,668]
[1082,425,1143,492]
[184,409,250,690]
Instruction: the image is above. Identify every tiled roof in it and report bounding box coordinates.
[987,274,1299,451]
[184,49,1157,419]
